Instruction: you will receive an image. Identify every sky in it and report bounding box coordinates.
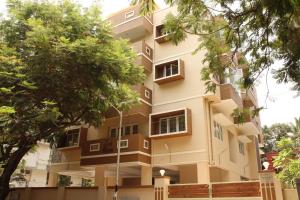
[0,0,299,126]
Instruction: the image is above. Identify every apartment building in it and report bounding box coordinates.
[48,4,263,187]
[11,142,50,187]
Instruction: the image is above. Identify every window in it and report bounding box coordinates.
[110,128,117,138]
[145,46,151,56]
[89,143,100,152]
[143,140,149,149]
[110,124,139,137]
[213,121,223,141]
[66,129,80,147]
[125,10,135,19]
[132,125,138,134]
[125,126,131,135]
[119,139,128,149]
[145,90,151,99]
[239,141,245,155]
[156,63,179,79]
[159,115,185,134]
[160,119,168,134]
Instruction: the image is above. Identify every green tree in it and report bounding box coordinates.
[133,0,300,94]
[57,175,72,187]
[262,123,292,153]
[0,0,144,199]
[273,138,300,188]
[290,117,300,137]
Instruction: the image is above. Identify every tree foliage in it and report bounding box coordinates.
[262,123,292,153]
[0,0,144,198]
[133,0,300,94]
[273,138,300,188]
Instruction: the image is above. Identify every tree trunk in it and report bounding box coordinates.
[0,145,31,200]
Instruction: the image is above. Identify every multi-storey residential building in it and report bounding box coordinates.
[11,142,51,187]
[48,4,263,187]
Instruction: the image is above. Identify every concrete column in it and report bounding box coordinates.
[56,187,65,200]
[48,172,58,187]
[154,177,170,200]
[97,186,107,200]
[141,165,152,185]
[196,162,210,184]
[95,166,106,187]
[24,188,32,200]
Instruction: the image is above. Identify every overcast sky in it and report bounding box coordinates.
[0,0,299,126]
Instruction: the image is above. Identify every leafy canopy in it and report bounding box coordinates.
[133,0,300,94]
[273,137,300,188]
[0,0,144,197]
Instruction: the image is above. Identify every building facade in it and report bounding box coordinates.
[11,142,51,187]
[48,4,263,187]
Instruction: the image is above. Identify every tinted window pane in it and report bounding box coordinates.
[160,119,167,134]
[178,115,185,131]
[132,125,138,134]
[169,117,177,132]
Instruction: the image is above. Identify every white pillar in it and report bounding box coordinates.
[196,162,210,184]
[154,177,170,200]
[141,166,152,185]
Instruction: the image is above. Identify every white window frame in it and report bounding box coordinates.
[143,140,149,149]
[119,139,128,149]
[159,114,185,135]
[89,143,100,152]
[145,90,151,99]
[125,10,135,19]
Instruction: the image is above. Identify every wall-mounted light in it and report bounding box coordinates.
[263,161,270,170]
[159,169,165,176]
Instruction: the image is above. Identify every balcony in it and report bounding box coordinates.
[108,5,153,41]
[154,59,185,84]
[213,83,243,114]
[149,108,192,139]
[132,40,153,74]
[234,113,261,135]
[155,24,169,44]
[105,85,152,119]
[242,87,258,107]
[57,128,81,151]
[80,133,151,166]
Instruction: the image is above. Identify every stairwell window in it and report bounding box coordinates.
[159,115,186,134]
[213,121,223,141]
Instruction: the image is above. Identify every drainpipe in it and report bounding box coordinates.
[207,101,214,165]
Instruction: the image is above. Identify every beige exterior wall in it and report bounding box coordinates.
[49,4,263,186]
[283,189,298,200]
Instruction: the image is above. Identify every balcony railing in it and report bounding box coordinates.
[219,84,243,109]
[80,133,151,165]
[234,112,261,135]
[242,86,258,107]
[107,5,153,41]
